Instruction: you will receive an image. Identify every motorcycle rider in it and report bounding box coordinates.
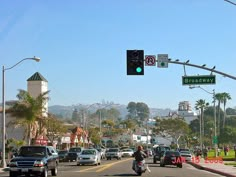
[132,145,147,170]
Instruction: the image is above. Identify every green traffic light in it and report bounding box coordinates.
[136,67,142,73]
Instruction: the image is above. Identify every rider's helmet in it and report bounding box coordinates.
[137,145,143,151]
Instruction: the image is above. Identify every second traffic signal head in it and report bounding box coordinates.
[127,50,144,75]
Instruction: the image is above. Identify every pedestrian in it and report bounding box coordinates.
[226,146,229,156]
[218,148,221,156]
[224,146,227,156]
[203,148,208,159]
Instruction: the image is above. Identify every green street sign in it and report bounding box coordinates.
[182,75,216,85]
[213,136,218,144]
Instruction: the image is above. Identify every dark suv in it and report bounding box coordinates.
[153,145,171,163]
[65,147,83,162]
[8,145,59,177]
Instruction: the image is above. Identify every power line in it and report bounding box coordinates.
[225,0,236,6]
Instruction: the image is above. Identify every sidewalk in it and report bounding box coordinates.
[187,157,236,177]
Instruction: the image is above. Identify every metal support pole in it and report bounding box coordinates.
[99,110,102,146]
[1,66,6,168]
[213,89,218,157]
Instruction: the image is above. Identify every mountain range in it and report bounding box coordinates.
[48,103,176,119]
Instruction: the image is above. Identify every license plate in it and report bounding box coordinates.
[22,168,28,172]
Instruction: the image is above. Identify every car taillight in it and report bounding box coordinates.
[138,161,143,165]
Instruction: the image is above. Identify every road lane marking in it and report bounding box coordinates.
[78,158,132,172]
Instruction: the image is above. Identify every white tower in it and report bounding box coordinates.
[27,72,48,117]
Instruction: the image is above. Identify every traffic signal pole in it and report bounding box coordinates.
[167,60,236,80]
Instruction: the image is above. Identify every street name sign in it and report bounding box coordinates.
[145,55,156,66]
[157,54,168,68]
[182,75,216,85]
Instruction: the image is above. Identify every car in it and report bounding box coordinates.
[77,149,101,166]
[180,151,192,162]
[153,145,171,163]
[8,145,59,177]
[179,148,190,152]
[144,149,153,157]
[65,147,83,162]
[160,151,183,168]
[58,150,68,162]
[105,148,122,160]
[121,149,134,157]
[96,148,106,159]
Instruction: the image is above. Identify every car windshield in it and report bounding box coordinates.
[180,151,191,154]
[109,149,118,152]
[81,150,96,155]
[165,151,180,156]
[58,151,68,155]
[122,149,132,152]
[19,147,46,157]
[69,148,81,152]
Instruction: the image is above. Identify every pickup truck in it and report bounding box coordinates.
[8,145,59,177]
[65,147,83,162]
[105,148,122,160]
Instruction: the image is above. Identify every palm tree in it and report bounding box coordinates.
[195,99,209,150]
[214,93,224,135]
[8,89,50,145]
[221,92,231,129]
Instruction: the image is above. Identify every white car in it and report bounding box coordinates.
[121,149,134,157]
[180,151,192,162]
[77,149,101,166]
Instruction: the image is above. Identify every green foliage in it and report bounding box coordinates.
[45,115,67,143]
[8,89,50,145]
[88,127,101,145]
[127,102,150,121]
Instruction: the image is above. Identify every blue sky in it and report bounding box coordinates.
[0,0,236,110]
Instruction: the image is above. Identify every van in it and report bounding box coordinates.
[153,144,171,163]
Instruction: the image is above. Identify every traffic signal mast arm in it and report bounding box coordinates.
[168,60,236,81]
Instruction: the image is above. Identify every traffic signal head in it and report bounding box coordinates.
[127,50,144,75]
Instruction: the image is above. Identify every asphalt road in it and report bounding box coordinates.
[0,157,224,177]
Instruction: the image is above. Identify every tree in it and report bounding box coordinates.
[8,89,50,145]
[214,93,224,135]
[88,127,101,146]
[127,102,137,119]
[195,99,209,139]
[221,92,231,129]
[126,102,150,121]
[155,118,190,148]
[44,114,67,145]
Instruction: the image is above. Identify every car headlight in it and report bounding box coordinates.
[9,161,18,167]
[33,160,44,167]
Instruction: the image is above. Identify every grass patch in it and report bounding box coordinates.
[224,162,236,166]
[208,150,235,159]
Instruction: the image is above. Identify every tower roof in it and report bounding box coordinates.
[27,72,48,82]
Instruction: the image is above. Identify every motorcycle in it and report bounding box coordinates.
[134,160,146,176]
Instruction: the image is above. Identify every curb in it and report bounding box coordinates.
[187,162,236,177]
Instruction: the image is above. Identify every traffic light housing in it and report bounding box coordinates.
[127,50,144,75]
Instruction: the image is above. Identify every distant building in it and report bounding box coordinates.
[177,101,197,124]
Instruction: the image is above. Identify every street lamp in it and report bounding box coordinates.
[1,56,40,168]
[189,86,217,157]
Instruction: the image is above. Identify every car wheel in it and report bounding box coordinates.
[77,163,80,166]
[51,164,58,176]
[41,167,48,177]
[9,171,17,177]
[177,164,182,168]
[153,159,156,164]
